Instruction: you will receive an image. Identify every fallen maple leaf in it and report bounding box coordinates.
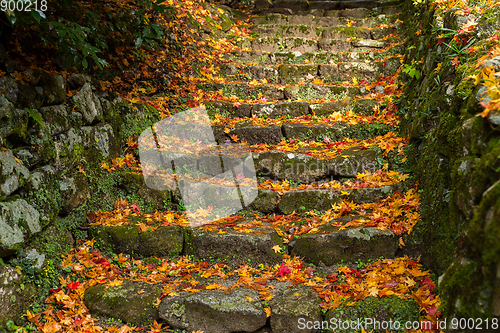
[67,280,80,290]
[108,279,123,287]
[278,264,291,277]
[272,245,282,253]
[148,320,163,333]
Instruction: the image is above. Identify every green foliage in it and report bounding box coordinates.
[402,61,421,79]
[2,0,173,70]
[24,108,44,126]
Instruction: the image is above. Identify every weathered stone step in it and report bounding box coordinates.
[205,98,381,120]
[252,24,395,40]
[84,272,420,333]
[200,82,361,101]
[225,49,387,65]
[199,82,284,100]
[251,24,325,39]
[277,180,409,214]
[253,146,383,182]
[237,36,390,53]
[218,59,400,84]
[240,36,319,53]
[283,83,359,100]
[291,226,398,265]
[250,11,400,27]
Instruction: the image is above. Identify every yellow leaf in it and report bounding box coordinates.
[245,296,254,302]
[108,279,123,287]
[272,245,282,253]
[137,289,145,294]
[341,191,350,196]
[264,307,272,317]
[293,292,302,297]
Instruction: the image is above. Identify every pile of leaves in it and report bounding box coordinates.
[19,239,441,332]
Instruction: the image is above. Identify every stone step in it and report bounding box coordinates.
[90,181,408,261]
[283,83,359,100]
[253,0,401,14]
[277,180,409,214]
[199,82,285,100]
[219,59,400,84]
[200,82,362,101]
[252,146,384,182]
[244,36,320,53]
[251,24,396,40]
[225,49,386,65]
[251,24,325,39]
[237,36,390,53]
[205,98,382,120]
[83,265,420,333]
[250,12,400,28]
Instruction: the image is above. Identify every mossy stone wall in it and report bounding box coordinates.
[399,0,500,321]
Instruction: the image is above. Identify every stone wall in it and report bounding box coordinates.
[0,66,171,326]
[399,0,500,322]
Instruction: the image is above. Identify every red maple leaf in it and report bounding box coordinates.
[278,264,291,277]
[68,280,80,290]
[131,204,141,214]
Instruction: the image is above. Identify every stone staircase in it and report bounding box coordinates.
[80,1,429,332]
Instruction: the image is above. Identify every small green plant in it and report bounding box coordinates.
[402,61,421,79]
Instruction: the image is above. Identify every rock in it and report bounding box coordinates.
[205,101,252,119]
[339,7,371,19]
[0,266,34,328]
[246,188,279,213]
[39,104,70,135]
[0,149,30,199]
[13,148,42,170]
[318,64,341,81]
[20,165,60,226]
[252,37,318,53]
[270,286,323,333]
[488,109,500,126]
[85,124,120,158]
[281,123,346,141]
[159,288,267,333]
[278,64,318,84]
[72,82,103,125]
[252,101,309,119]
[24,248,46,270]
[352,39,386,49]
[318,39,352,52]
[54,128,84,167]
[84,280,161,326]
[59,174,90,215]
[0,96,29,144]
[89,224,184,258]
[291,227,398,265]
[0,77,18,103]
[29,70,66,106]
[322,27,371,39]
[118,171,172,212]
[325,296,420,329]
[185,227,284,264]
[0,199,41,257]
[278,190,341,214]
[254,150,328,182]
[327,147,379,177]
[242,65,279,81]
[231,124,283,145]
[67,74,91,90]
